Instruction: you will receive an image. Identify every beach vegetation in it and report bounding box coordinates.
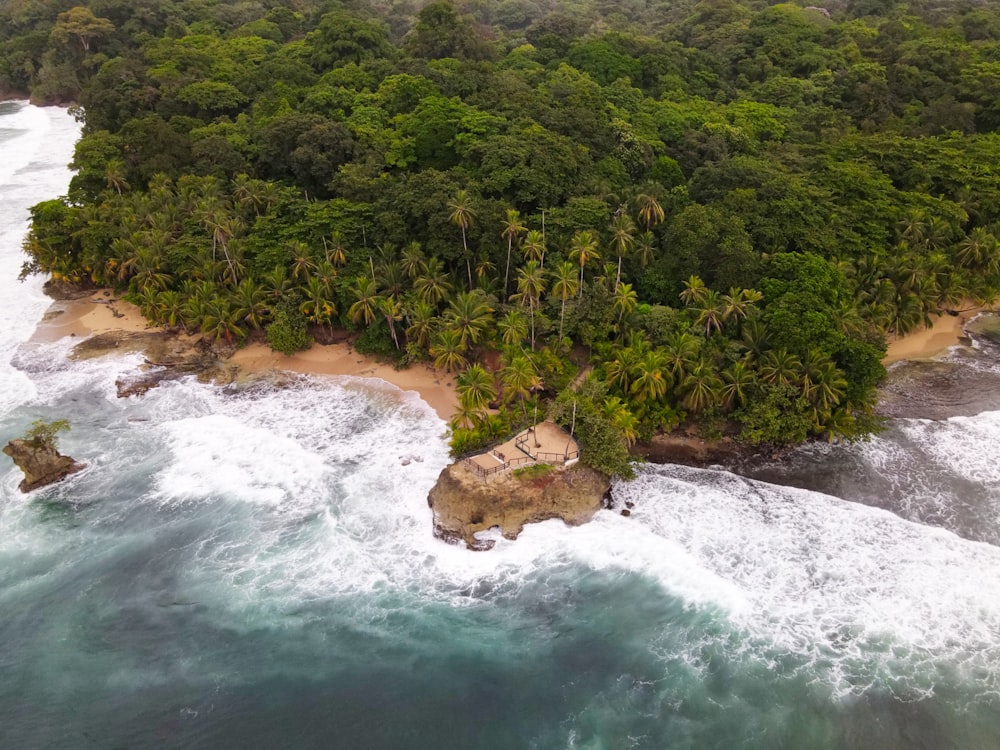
[13,0,1000,463]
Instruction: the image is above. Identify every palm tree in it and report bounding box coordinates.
[446,290,494,347]
[299,276,336,331]
[501,355,541,420]
[636,192,665,231]
[448,189,476,290]
[498,309,528,348]
[679,275,709,307]
[430,328,468,372]
[682,360,724,412]
[501,208,526,297]
[513,260,546,350]
[405,299,437,350]
[610,212,635,286]
[104,160,129,195]
[414,257,453,306]
[157,290,184,330]
[234,278,268,330]
[324,232,348,268]
[604,344,642,396]
[348,276,381,327]
[662,331,700,381]
[603,396,639,446]
[613,281,638,330]
[456,364,497,413]
[635,231,656,269]
[721,360,754,409]
[630,350,669,403]
[262,265,293,303]
[694,289,725,336]
[759,349,803,388]
[201,296,246,343]
[399,242,425,280]
[522,229,546,267]
[289,241,317,282]
[381,295,404,349]
[551,261,579,343]
[568,230,600,298]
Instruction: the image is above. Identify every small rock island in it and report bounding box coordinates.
[427,421,610,550]
[3,420,84,493]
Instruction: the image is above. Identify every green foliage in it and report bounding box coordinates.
[23,419,70,449]
[512,463,555,480]
[17,0,1000,455]
[449,412,511,457]
[549,379,634,479]
[265,304,311,356]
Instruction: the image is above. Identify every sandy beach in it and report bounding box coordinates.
[882,302,990,365]
[32,292,458,421]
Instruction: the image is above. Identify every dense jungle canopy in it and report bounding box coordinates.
[6,0,1000,474]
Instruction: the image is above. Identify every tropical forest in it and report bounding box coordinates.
[6,0,1000,476]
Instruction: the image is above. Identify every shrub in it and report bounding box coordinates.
[265,304,311,355]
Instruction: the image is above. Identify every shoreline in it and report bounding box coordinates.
[882,302,993,365]
[31,291,459,421]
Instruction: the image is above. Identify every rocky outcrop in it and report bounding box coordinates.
[427,462,610,550]
[631,433,751,468]
[3,439,85,492]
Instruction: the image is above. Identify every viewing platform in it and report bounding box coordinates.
[462,421,579,481]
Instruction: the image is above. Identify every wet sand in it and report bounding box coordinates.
[883,303,989,365]
[32,292,458,421]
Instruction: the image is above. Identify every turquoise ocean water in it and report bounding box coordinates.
[1,102,999,749]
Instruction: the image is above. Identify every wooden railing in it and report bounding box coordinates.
[514,432,579,464]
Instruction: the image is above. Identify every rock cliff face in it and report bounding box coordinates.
[3,439,85,492]
[427,462,611,550]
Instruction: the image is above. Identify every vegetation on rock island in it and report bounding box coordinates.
[10,0,1000,475]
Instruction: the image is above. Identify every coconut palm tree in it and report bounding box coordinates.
[348,276,381,327]
[380,295,404,349]
[234,278,268,330]
[405,299,437,350]
[662,331,700,381]
[759,349,803,388]
[289,241,317,282]
[635,231,656,269]
[262,265,293,303]
[568,230,600,298]
[299,275,337,331]
[431,328,468,372]
[522,229,546,267]
[603,396,639,446]
[498,308,528,348]
[610,212,635,286]
[448,189,476,290]
[513,260,546,350]
[721,360,754,409]
[400,241,424,279]
[679,275,709,307]
[501,355,541,421]
[551,261,579,343]
[694,289,725,336]
[414,257,453,307]
[446,290,494,347]
[636,192,665,231]
[201,296,246,343]
[456,364,496,413]
[630,350,669,403]
[682,360,724,413]
[613,281,638,330]
[501,208,526,296]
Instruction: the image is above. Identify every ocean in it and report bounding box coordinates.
[1,101,998,749]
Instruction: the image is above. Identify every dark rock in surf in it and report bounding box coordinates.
[3,439,84,493]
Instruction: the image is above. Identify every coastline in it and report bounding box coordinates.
[31,291,459,421]
[882,302,991,365]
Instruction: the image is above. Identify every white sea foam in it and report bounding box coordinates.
[0,104,79,416]
[614,464,1000,700]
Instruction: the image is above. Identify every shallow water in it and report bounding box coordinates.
[1,102,999,749]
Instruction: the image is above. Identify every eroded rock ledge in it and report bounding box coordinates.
[3,439,84,492]
[427,462,611,550]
